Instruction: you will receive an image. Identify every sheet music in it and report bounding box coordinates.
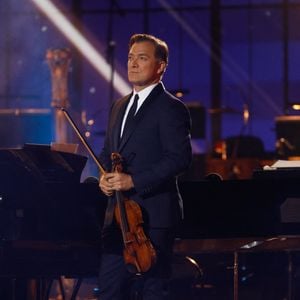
[263,160,300,170]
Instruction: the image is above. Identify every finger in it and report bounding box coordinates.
[106,172,116,178]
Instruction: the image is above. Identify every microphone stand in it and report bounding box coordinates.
[106,0,117,106]
[106,0,126,106]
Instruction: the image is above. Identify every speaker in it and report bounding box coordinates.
[225,135,265,158]
[186,103,206,139]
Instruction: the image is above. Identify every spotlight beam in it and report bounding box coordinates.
[158,0,281,114]
[31,0,131,97]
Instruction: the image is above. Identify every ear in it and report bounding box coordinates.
[157,61,166,75]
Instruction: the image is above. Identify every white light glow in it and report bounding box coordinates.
[31,0,131,96]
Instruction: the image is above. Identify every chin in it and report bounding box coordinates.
[129,79,142,86]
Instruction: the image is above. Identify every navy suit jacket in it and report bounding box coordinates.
[99,83,192,228]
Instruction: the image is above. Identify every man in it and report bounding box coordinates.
[98,33,192,300]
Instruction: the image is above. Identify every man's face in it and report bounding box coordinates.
[127,41,166,91]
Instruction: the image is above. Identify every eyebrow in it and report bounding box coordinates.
[129,52,150,56]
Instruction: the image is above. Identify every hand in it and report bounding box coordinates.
[99,173,114,196]
[99,172,134,196]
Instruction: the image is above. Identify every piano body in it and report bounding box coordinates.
[175,171,300,300]
[0,144,107,299]
[179,173,300,239]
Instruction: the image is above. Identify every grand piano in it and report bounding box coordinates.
[175,170,300,300]
[0,144,107,299]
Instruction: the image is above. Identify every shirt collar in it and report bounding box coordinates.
[133,82,160,105]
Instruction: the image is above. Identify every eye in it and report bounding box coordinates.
[139,56,147,61]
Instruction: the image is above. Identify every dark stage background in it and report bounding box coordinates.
[2,0,300,177]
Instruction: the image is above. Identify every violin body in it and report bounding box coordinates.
[111,152,157,274]
[114,198,157,273]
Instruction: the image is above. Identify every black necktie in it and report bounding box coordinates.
[122,94,139,137]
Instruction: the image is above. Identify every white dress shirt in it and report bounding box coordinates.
[120,83,160,137]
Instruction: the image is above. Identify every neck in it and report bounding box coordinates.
[133,81,160,93]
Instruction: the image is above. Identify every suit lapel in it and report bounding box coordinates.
[118,83,164,151]
[112,94,132,151]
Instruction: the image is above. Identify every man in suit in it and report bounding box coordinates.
[98,33,192,300]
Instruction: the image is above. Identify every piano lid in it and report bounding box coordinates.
[0,144,105,241]
[1,143,88,183]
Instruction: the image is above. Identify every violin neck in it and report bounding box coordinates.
[115,191,130,238]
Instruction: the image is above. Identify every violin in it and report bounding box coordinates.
[60,108,156,274]
[111,152,157,274]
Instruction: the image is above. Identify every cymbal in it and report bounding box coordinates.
[208,106,240,114]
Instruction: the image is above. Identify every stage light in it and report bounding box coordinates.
[87,119,94,126]
[291,103,300,111]
[175,91,183,98]
[31,0,131,96]
[243,103,250,125]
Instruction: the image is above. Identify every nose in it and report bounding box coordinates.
[129,57,138,67]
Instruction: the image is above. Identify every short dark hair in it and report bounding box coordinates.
[129,33,169,65]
